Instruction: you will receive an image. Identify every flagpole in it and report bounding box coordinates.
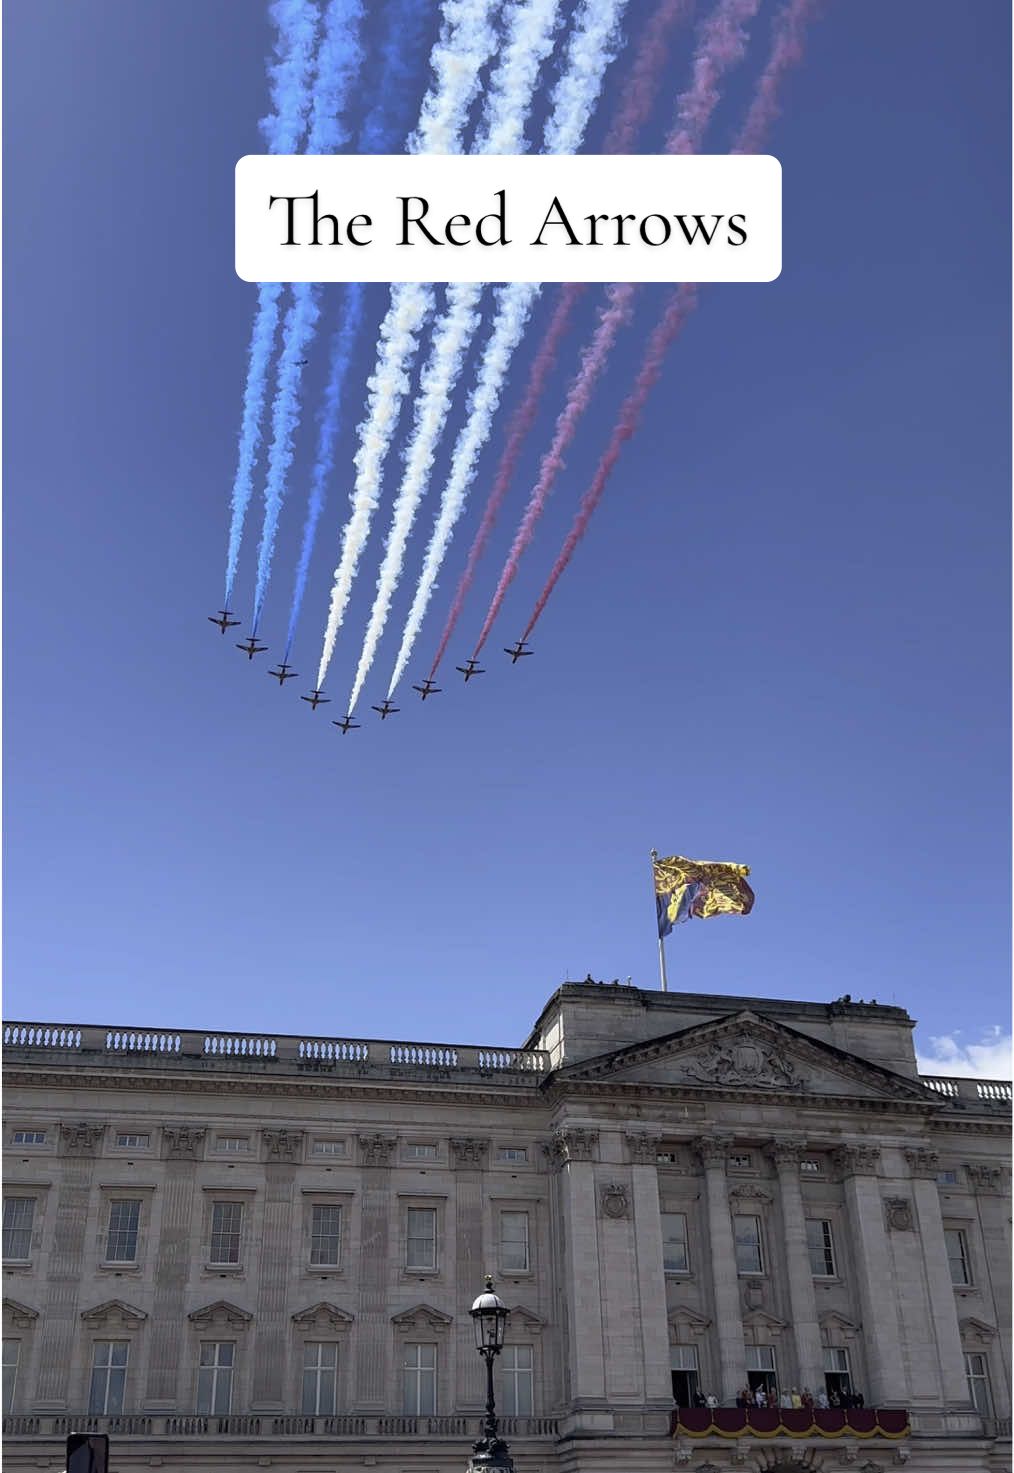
[650,849,669,992]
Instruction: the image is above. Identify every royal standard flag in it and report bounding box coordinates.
[654,854,754,937]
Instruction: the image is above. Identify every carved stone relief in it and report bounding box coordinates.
[682,1039,809,1090]
[358,1134,397,1167]
[161,1125,207,1160]
[59,1122,105,1156]
[262,1128,304,1161]
[832,1143,881,1177]
[599,1183,629,1219]
[884,1196,914,1232]
[449,1137,489,1167]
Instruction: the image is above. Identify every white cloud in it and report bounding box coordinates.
[916,1026,1012,1080]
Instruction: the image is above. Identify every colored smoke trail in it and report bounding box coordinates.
[425,0,686,677]
[471,0,760,656]
[347,285,482,712]
[393,0,637,689]
[223,0,320,605]
[520,0,818,640]
[283,0,433,659]
[315,0,499,692]
[345,0,564,707]
[250,0,365,631]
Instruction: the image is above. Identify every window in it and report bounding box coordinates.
[823,1346,852,1402]
[210,1202,243,1264]
[216,1136,249,1153]
[89,1340,128,1414]
[937,1168,960,1186]
[11,1131,45,1146]
[498,1148,527,1163]
[301,1341,338,1415]
[500,1212,530,1273]
[656,1151,677,1165]
[312,1140,347,1157]
[2,1340,19,1414]
[501,1345,533,1415]
[310,1204,342,1267]
[662,1212,690,1273]
[115,1133,149,1149]
[800,1158,823,1175]
[405,1144,437,1160]
[197,1342,234,1415]
[670,1344,700,1407]
[406,1208,437,1270]
[964,1352,993,1417]
[105,1200,141,1262]
[806,1218,836,1277]
[746,1345,777,1399]
[2,1198,35,1260]
[402,1343,436,1415]
[733,1214,763,1274]
[729,1153,753,1170]
[945,1228,971,1286]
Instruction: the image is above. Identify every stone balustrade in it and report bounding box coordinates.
[2,1021,548,1077]
[2,1412,559,1441]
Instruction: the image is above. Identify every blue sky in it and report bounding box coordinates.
[3,1,1009,1075]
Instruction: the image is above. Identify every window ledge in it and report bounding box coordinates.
[98,1262,142,1273]
[665,1270,694,1278]
[203,1264,244,1275]
[402,1267,440,1278]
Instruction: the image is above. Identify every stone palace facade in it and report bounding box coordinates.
[2,983,1011,1472]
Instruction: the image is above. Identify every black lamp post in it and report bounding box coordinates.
[468,1275,514,1471]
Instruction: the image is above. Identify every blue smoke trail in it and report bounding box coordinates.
[251,0,366,633]
[282,0,434,658]
[223,0,320,607]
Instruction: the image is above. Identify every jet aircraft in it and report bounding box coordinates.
[455,658,485,682]
[504,640,533,663]
[236,636,268,660]
[301,688,330,709]
[332,715,360,735]
[268,662,298,685]
[371,699,399,720]
[208,609,240,633]
[412,679,441,700]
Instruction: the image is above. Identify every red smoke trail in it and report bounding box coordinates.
[519,0,819,643]
[427,0,693,680]
[471,0,760,657]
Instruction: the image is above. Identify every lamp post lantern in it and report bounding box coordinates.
[468,1275,514,1471]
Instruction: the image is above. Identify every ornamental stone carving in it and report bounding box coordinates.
[682,1038,809,1090]
[161,1125,207,1160]
[358,1134,397,1167]
[693,1134,734,1168]
[625,1131,661,1165]
[729,1183,774,1205]
[903,1147,939,1179]
[765,1137,807,1168]
[599,1183,629,1219]
[80,1299,147,1331]
[544,1127,598,1167]
[965,1163,1003,1193]
[262,1128,304,1161]
[832,1143,881,1177]
[449,1137,489,1168]
[59,1122,105,1156]
[884,1196,914,1232]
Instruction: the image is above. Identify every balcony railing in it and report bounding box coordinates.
[2,1021,549,1078]
[672,1407,910,1440]
[2,1412,559,1440]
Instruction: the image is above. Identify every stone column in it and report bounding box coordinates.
[765,1138,824,1393]
[626,1133,674,1407]
[833,1144,907,1406]
[546,1127,606,1409]
[355,1134,397,1409]
[693,1136,746,1401]
[145,1126,207,1406]
[34,1123,104,1407]
[450,1137,489,1409]
[252,1129,303,1408]
[904,1147,973,1408]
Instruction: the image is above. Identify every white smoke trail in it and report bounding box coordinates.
[315,0,499,692]
[385,0,629,695]
[336,0,562,705]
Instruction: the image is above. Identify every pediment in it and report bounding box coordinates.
[959,1317,996,1344]
[669,1304,712,1340]
[391,1302,452,1331]
[508,1305,544,1333]
[3,1297,39,1328]
[742,1309,787,1336]
[188,1300,252,1328]
[292,1301,354,1330]
[81,1299,147,1329]
[820,1311,861,1338]
[555,1011,933,1104]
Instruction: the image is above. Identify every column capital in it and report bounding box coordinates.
[964,1162,1003,1193]
[903,1146,939,1180]
[764,1137,808,1168]
[449,1137,489,1168]
[262,1127,304,1161]
[693,1134,734,1168]
[625,1131,661,1165]
[358,1133,397,1167]
[832,1142,881,1177]
[161,1125,206,1160]
[543,1126,599,1168]
[59,1121,105,1157]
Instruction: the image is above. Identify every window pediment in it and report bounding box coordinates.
[291,1301,354,1330]
[507,1304,544,1334]
[188,1299,253,1329]
[80,1299,147,1330]
[668,1304,712,1340]
[742,1309,787,1339]
[819,1311,860,1340]
[2,1297,39,1328]
[390,1302,452,1332]
[959,1317,996,1345]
